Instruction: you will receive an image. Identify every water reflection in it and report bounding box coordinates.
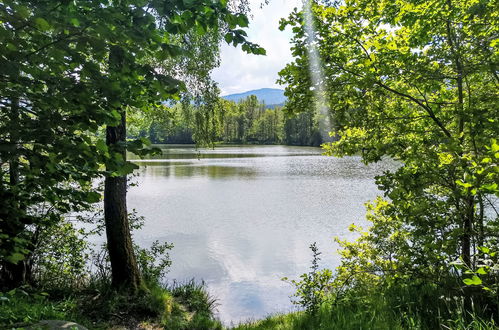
[128,144,320,161]
[134,164,257,179]
[127,145,394,323]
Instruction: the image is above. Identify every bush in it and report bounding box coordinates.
[32,221,91,290]
[283,243,333,315]
[136,240,174,284]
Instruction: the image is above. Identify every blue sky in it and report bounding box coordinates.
[212,0,302,95]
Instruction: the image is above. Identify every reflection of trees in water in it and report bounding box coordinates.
[129,151,278,160]
[140,164,257,179]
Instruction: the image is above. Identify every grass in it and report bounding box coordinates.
[0,280,223,330]
[165,280,222,330]
[233,305,498,330]
[232,289,499,330]
[232,298,410,330]
[0,288,78,328]
[2,281,498,329]
[233,310,498,330]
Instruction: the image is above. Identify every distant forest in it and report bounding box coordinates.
[128,95,324,146]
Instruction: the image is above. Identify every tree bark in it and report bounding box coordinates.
[461,197,473,268]
[461,195,475,313]
[0,97,32,289]
[104,46,141,292]
[104,111,142,292]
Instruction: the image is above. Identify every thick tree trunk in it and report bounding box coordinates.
[104,110,142,292]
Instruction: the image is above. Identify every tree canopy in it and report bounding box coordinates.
[0,0,263,287]
[280,0,498,319]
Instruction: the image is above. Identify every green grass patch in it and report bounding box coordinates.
[0,288,77,327]
[0,280,223,330]
[233,292,498,330]
[233,299,408,330]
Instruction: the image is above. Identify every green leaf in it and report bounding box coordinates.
[235,14,249,28]
[5,253,25,264]
[6,43,17,51]
[463,275,482,286]
[456,180,472,188]
[116,162,139,176]
[476,268,487,275]
[70,18,80,27]
[86,191,101,203]
[96,139,108,153]
[34,17,51,31]
[110,110,121,121]
[16,5,30,19]
[481,183,498,192]
[478,246,490,254]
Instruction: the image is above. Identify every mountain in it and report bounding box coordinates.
[222,88,286,108]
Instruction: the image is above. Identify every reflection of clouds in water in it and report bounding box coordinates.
[128,146,395,323]
[202,227,330,322]
[151,231,300,322]
[214,281,283,323]
[206,264,293,322]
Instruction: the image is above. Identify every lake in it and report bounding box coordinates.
[127,144,392,324]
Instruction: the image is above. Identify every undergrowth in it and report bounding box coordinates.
[0,218,222,329]
[233,295,498,330]
[0,280,222,330]
[0,288,77,327]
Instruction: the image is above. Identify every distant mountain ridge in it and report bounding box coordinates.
[222,88,286,108]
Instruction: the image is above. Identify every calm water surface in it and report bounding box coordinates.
[127,145,392,324]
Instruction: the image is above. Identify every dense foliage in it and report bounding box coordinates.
[1,0,497,327]
[128,95,325,146]
[280,0,499,325]
[0,0,267,327]
[0,0,264,288]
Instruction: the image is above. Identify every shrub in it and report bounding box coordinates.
[283,243,333,315]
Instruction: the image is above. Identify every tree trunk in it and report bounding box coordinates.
[104,46,141,292]
[0,97,33,290]
[104,111,142,292]
[462,209,472,268]
[461,195,475,313]
[445,8,475,312]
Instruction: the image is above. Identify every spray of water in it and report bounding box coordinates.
[302,0,332,142]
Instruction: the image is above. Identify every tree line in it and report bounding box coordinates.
[128,94,325,146]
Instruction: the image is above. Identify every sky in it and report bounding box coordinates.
[211,0,302,96]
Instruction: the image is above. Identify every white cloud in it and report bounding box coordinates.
[212,0,302,95]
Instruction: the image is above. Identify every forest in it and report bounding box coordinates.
[128,95,324,146]
[1,0,498,329]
